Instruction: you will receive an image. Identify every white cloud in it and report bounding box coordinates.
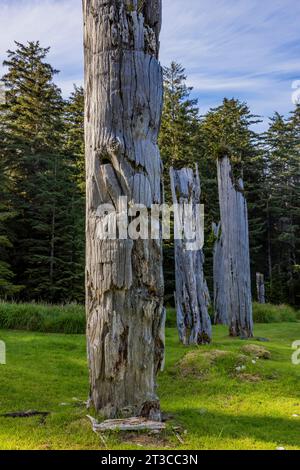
[160,0,300,129]
[0,0,299,127]
[0,0,83,96]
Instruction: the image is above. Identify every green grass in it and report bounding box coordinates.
[0,302,85,334]
[0,302,299,335]
[167,304,300,327]
[1,323,300,450]
[253,302,300,323]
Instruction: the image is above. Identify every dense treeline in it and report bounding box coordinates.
[0,44,299,306]
[0,42,85,303]
[160,63,300,307]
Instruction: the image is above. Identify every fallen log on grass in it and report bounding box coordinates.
[86,415,166,433]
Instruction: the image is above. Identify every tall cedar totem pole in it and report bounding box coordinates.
[83,0,165,419]
[170,166,212,345]
[217,156,253,338]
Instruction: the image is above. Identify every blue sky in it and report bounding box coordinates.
[1,0,300,130]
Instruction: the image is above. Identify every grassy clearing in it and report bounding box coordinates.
[0,323,300,450]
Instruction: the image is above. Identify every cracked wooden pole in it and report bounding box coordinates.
[212,222,228,325]
[256,273,266,304]
[217,156,253,338]
[83,0,165,419]
[170,166,212,345]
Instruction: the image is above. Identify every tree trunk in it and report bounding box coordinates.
[170,166,212,345]
[217,156,253,338]
[213,222,228,325]
[83,0,165,420]
[256,272,266,304]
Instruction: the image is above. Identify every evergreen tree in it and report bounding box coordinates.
[64,85,85,192]
[200,99,266,296]
[159,62,199,183]
[63,85,85,302]
[264,110,300,304]
[159,63,200,303]
[0,82,21,297]
[1,45,298,308]
[1,41,84,302]
[0,128,20,297]
[288,106,300,304]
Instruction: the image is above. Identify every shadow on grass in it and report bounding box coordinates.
[173,408,300,447]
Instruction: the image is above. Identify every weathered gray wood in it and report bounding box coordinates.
[83,0,165,419]
[170,166,212,345]
[87,415,165,432]
[217,156,253,338]
[256,273,266,304]
[213,222,228,325]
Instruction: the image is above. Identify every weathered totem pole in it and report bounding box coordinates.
[83,0,165,419]
[170,166,212,345]
[217,155,253,338]
[213,222,228,325]
[256,273,266,304]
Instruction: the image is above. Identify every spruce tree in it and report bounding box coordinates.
[200,99,266,297]
[288,106,300,305]
[1,41,84,302]
[264,110,300,304]
[159,63,200,303]
[64,85,85,192]
[159,62,199,185]
[0,83,21,297]
[0,129,20,297]
[63,85,85,302]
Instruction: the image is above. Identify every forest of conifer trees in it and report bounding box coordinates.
[0,44,299,307]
